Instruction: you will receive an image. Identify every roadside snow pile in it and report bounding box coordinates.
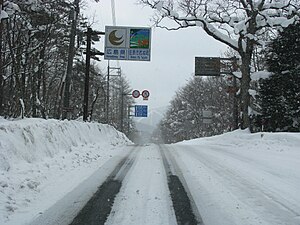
[0,118,132,224]
[178,129,300,152]
[174,130,300,225]
[0,118,130,171]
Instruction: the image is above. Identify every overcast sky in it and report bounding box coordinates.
[83,0,228,126]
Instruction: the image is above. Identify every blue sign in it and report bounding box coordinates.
[135,105,148,117]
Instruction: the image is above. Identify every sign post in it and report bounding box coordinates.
[195,57,239,129]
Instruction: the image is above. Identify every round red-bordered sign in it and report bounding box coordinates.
[132,90,140,98]
[142,90,150,99]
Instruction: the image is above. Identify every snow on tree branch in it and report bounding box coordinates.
[1,1,20,22]
[141,0,300,129]
[141,0,300,53]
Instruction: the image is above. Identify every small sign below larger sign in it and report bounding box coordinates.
[202,110,213,124]
[134,105,148,117]
[195,57,220,76]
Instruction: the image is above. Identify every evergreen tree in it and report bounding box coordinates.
[259,23,300,132]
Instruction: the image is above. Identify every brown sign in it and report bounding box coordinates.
[195,57,221,76]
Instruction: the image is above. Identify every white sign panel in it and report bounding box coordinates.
[202,110,213,124]
[202,110,212,118]
[104,26,151,61]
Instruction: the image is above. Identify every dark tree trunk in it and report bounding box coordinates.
[0,10,3,115]
[63,0,80,120]
[239,44,253,129]
[30,56,37,117]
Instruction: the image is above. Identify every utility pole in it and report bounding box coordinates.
[120,92,131,132]
[83,28,92,122]
[121,91,124,132]
[121,90,134,132]
[62,0,79,119]
[83,28,104,121]
[105,66,121,124]
[127,105,131,134]
[106,62,110,123]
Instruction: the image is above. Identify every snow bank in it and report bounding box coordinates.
[0,118,132,224]
[0,118,129,171]
[177,129,300,152]
[173,130,300,225]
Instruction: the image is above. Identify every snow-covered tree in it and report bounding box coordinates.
[141,0,300,129]
[159,76,232,143]
[0,0,135,131]
[258,23,300,132]
[0,0,20,115]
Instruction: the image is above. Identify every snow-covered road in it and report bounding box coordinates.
[103,143,300,225]
[5,142,300,225]
[167,144,300,225]
[105,145,177,225]
[1,119,300,225]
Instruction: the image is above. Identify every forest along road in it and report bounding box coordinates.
[31,144,300,225]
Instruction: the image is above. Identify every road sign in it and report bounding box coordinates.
[141,90,150,100]
[134,105,148,117]
[132,90,140,98]
[195,57,221,76]
[104,26,151,61]
[202,110,213,124]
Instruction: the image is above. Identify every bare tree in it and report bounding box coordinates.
[140,0,300,128]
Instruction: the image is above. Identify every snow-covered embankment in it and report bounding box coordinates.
[0,118,132,225]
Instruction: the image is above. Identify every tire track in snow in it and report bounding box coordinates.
[159,144,204,225]
[105,144,177,225]
[179,145,300,225]
[69,147,139,225]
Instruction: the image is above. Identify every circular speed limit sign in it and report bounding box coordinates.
[132,90,140,98]
[142,90,150,99]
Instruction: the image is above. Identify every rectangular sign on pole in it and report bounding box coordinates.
[195,57,220,76]
[104,26,151,61]
[202,110,213,124]
[134,105,148,117]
